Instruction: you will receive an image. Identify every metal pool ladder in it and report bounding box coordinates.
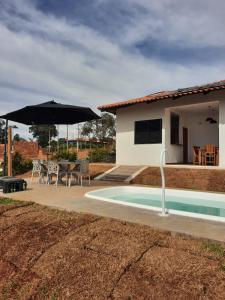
[159,149,169,217]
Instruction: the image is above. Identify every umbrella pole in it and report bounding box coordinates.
[48,127,51,153]
[3,120,8,176]
[66,125,69,152]
[57,125,59,152]
[77,124,79,152]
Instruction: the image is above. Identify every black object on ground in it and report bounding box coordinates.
[0,177,27,193]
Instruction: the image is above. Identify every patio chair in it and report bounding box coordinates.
[205,144,216,165]
[68,160,90,187]
[192,146,201,165]
[46,161,68,186]
[31,160,47,183]
[67,161,80,187]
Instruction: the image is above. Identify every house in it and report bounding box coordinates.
[65,138,102,148]
[98,80,225,167]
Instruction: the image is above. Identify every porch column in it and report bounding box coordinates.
[219,101,225,167]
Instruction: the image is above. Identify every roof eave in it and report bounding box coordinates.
[98,84,225,113]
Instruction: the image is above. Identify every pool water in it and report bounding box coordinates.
[110,193,223,217]
[85,186,225,221]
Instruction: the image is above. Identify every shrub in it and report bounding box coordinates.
[12,152,33,175]
[53,151,77,162]
[89,148,115,163]
[0,163,2,177]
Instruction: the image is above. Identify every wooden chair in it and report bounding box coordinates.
[205,144,216,165]
[193,146,201,165]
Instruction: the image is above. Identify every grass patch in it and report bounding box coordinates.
[202,241,225,272]
[0,198,24,206]
[202,241,225,258]
[221,263,225,272]
[1,281,21,300]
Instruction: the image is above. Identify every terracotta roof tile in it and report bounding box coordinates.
[98,79,225,113]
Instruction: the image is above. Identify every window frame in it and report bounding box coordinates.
[134,118,162,145]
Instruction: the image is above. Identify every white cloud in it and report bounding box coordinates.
[0,0,225,139]
[120,0,225,48]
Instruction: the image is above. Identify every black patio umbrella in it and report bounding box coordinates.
[0,100,100,176]
[0,100,100,125]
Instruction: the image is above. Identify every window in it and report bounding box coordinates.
[134,119,162,144]
[170,113,179,144]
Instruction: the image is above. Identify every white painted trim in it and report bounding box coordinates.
[94,165,120,180]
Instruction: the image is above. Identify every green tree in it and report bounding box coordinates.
[13,133,26,142]
[81,121,92,139]
[29,125,57,148]
[58,138,66,146]
[50,140,58,151]
[0,119,5,144]
[81,113,115,143]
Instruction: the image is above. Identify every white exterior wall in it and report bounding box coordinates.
[116,90,225,166]
[116,102,165,165]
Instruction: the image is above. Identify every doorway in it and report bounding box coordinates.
[183,127,188,164]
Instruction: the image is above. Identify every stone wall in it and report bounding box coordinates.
[0,141,48,161]
[132,167,225,193]
[13,141,39,160]
[0,141,103,164]
[76,149,90,160]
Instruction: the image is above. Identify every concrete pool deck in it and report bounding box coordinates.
[1,178,225,243]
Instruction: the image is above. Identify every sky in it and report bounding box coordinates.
[0,0,225,138]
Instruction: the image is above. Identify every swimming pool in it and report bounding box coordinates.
[85,186,225,222]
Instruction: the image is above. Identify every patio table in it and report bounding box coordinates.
[57,161,80,170]
[44,161,81,185]
[58,161,82,185]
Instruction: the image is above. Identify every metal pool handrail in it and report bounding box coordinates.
[159,149,169,217]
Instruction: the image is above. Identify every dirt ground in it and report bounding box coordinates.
[1,200,225,299]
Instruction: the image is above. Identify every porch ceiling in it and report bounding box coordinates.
[170,101,219,115]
